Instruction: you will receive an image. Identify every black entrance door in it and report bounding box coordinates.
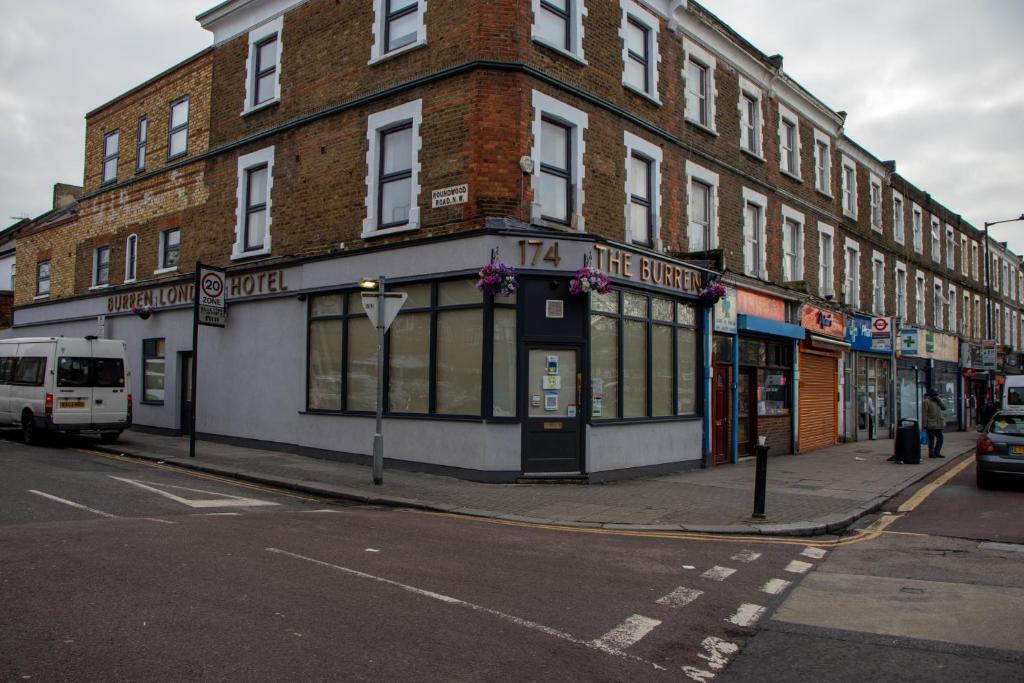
[522,346,583,474]
[180,352,193,435]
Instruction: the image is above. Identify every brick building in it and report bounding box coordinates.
[6,0,1022,479]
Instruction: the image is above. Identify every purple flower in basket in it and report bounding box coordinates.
[699,281,727,303]
[475,262,518,297]
[570,267,613,296]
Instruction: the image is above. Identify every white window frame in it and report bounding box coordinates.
[370,0,428,65]
[892,190,905,245]
[962,290,970,337]
[682,38,717,133]
[972,241,979,280]
[363,99,423,238]
[619,0,660,104]
[948,284,957,333]
[915,271,926,326]
[996,303,1002,342]
[232,145,275,259]
[777,104,801,180]
[933,278,944,331]
[1003,260,1010,296]
[738,77,764,159]
[102,130,119,184]
[840,156,858,219]
[685,161,720,252]
[124,234,138,283]
[531,0,586,64]
[623,131,662,248]
[911,204,923,253]
[894,261,907,321]
[741,187,767,279]
[91,245,111,289]
[242,17,283,115]
[812,128,831,195]
[869,174,882,232]
[780,204,804,282]
[960,234,969,276]
[817,222,835,297]
[930,217,941,263]
[945,225,955,270]
[844,238,860,308]
[871,250,885,315]
[530,91,587,232]
[156,227,181,275]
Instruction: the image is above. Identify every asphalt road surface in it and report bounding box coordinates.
[722,455,1024,682]
[3,436,831,681]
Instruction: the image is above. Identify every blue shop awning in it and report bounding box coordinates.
[738,314,806,340]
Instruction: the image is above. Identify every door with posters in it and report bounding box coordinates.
[522,347,582,474]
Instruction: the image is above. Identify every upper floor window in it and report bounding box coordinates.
[892,191,905,245]
[945,226,955,270]
[818,222,835,297]
[125,234,138,282]
[869,175,882,231]
[531,0,585,62]
[168,97,189,159]
[623,131,662,248]
[371,0,427,63]
[244,18,283,114]
[915,273,925,325]
[530,92,587,231]
[948,285,957,332]
[871,251,885,315]
[930,218,941,262]
[233,146,275,259]
[683,39,716,132]
[933,280,944,330]
[159,228,181,272]
[912,204,923,252]
[93,245,111,288]
[844,239,860,307]
[741,188,767,279]
[102,131,119,184]
[841,156,857,219]
[778,105,800,179]
[687,161,720,253]
[136,117,147,173]
[972,241,979,280]
[620,1,659,102]
[895,263,907,320]
[960,235,969,276]
[739,80,763,157]
[364,99,423,237]
[36,261,51,297]
[813,129,831,194]
[1003,260,1011,296]
[781,206,803,282]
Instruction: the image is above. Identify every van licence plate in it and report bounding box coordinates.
[59,400,86,409]
[1011,446,1024,455]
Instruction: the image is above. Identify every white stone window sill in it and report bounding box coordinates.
[368,40,427,66]
[815,187,833,199]
[780,169,803,183]
[531,37,587,66]
[740,147,765,163]
[843,210,858,221]
[361,222,419,239]
[242,98,280,118]
[124,278,136,284]
[33,294,49,301]
[871,225,883,233]
[89,284,109,291]
[153,267,179,276]
[685,118,718,137]
[231,246,272,261]
[623,82,661,106]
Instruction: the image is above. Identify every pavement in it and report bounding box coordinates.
[85,428,979,536]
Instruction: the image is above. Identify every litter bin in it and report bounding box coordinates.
[894,418,921,464]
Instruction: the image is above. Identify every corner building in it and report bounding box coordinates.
[9,1,1023,479]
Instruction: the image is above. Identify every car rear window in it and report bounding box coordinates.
[93,358,125,388]
[56,357,126,388]
[991,414,1024,436]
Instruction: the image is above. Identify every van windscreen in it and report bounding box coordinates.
[93,358,125,387]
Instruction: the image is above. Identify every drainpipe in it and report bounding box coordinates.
[731,333,740,463]
[791,338,800,453]
[703,305,713,465]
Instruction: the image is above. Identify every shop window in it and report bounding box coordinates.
[739,339,791,416]
[590,289,699,421]
[142,339,166,403]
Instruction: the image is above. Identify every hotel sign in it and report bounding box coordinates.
[106,269,288,314]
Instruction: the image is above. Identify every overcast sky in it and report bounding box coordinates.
[2,0,1022,251]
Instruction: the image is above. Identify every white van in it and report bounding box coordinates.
[1002,375,1024,411]
[0,337,131,444]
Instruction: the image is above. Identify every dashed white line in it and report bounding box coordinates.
[731,550,762,563]
[266,547,665,670]
[785,560,813,574]
[760,578,792,595]
[656,586,704,608]
[365,548,381,553]
[593,614,662,652]
[726,603,766,627]
[801,547,827,559]
[683,639,739,683]
[701,566,737,581]
[29,490,116,518]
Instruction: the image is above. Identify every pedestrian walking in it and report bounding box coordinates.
[923,389,945,458]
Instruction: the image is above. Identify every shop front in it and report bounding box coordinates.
[844,314,894,441]
[10,227,715,482]
[710,287,738,465]
[798,303,846,452]
[921,329,962,430]
[961,342,987,427]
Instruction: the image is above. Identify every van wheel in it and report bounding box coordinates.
[22,415,38,446]
[100,431,121,444]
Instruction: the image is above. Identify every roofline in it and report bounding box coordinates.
[85,47,213,120]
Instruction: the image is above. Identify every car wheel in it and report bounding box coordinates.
[100,431,121,444]
[22,415,37,446]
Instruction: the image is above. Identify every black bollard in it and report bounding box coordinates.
[753,438,769,519]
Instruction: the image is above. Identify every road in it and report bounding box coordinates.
[3,436,830,681]
[722,455,1024,682]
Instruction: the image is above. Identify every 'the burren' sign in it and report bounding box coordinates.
[106,270,288,314]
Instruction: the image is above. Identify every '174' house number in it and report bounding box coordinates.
[518,239,562,267]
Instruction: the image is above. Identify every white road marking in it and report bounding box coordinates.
[698,636,739,670]
[701,566,736,581]
[656,586,704,608]
[979,542,1024,553]
[29,490,116,518]
[593,614,662,652]
[682,666,716,682]
[731,550,762,563]
[109,476,279,508]
[203,512,242,516]
[682,565,696,570]
[785,560,813,574]
[801,547,827,559]
[266,547,665,670]
[365,548,381,553]
[760,578,792,595]
[145,518,176,525]
[726,603,766,627]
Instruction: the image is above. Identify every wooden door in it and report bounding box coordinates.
[712,366,730,465]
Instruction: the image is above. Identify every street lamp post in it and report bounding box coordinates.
[982,215,1024,409]
[360,275,387,485]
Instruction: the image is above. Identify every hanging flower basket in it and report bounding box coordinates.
[699,281,727,305]
[475,262,519,297]
[570,267,613,296]
[131,305,153,320]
